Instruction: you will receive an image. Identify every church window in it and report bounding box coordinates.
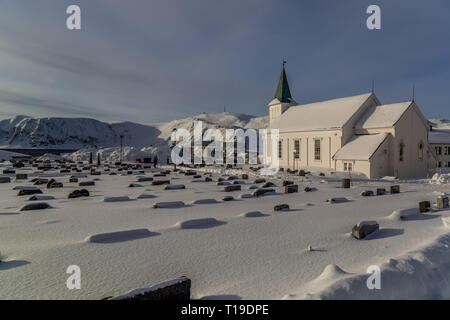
[418,142,423,161]
[445,146,450,155]
[436,146,442,155]
[314,139,321,161]
[294,140,300,159]
[344,162,353,171]
[399,142,405,162]
[278,140,282,159]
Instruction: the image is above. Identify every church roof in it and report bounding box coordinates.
[274,66,293,103]
[333,133,390,160]
[355,102,412,129]
[270,93,375,132]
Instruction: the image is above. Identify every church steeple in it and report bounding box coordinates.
[274,61,292,103]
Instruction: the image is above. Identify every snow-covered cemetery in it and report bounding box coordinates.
[1,65,450,300]
[2,1,450,306]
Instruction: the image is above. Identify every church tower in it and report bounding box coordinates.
[269,61,296,125]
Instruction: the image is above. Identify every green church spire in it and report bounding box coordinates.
[274,61,292,103]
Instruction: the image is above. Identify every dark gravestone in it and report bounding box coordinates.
[152,180,170,185]
[352,221,379,239]
[225,185,241,192]
[285,184,299,194]
[341,178,351,189]
[391,185,400,194]
[262,182,276,188]
[68,189,90,199]
[222,196,234,201]
[376,188,386,196]
[241,174,249,180]
[253,188,275,197]
[0,177,11,183]
[253,178,266,184]
[419,201,431,213]
[274,204,290,211]
[20,202,51,211]
[137,177,154,182]
[47,179,63,189]
[16,173,28,180]
[18,189,42,196]
[437,196,449,209]
[79,181,95,187]
[283,180,294,186]
[361,190,374,197]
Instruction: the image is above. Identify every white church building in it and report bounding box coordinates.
[267,64,436,179]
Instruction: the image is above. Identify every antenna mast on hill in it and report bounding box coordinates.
[412,85,415,102]
[371,80,375,93]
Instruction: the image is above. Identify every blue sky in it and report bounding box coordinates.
[0,0,449,123]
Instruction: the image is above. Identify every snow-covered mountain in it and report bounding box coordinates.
[0,113,268,150]
[429,118,450,144]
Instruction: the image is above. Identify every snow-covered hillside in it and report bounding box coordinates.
[429,118,450,144]
[0,113,268,150]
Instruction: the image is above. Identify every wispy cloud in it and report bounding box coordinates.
[0,0,449,122]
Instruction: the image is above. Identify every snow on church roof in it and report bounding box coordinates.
[355,102,412,129]
[333,133,390,160]
[270,93,374,132]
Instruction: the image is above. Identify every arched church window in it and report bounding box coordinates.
[418,142,424,161]
[399,142,405,162]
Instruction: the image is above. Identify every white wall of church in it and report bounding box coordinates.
[272,129,342,171]
[334,134,392,179]
[391,105,430,178]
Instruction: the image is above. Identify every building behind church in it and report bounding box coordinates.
[267,65,436,179]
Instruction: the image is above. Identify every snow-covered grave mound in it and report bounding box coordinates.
[175,218,226,229]
[190,198,219,205]
[239,211,268,218]
[153,201,185,208]
[388,208,420,220]
[104,196,132,202]
[86,229,156,243]
[137,193,156,199]
[27,195,55,201]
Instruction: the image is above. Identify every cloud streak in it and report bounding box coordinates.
[0,0,449,122]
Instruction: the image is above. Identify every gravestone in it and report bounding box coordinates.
[437,196,449,209]
[225,185,241,192]
[352,221,379,239]
[0,177,11,183]
[419,201,431,213]
[391,185,400,194]
[274,204,290,211]
[285,185,299,194]
[341,178,350,189]
[253,188,275,197]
